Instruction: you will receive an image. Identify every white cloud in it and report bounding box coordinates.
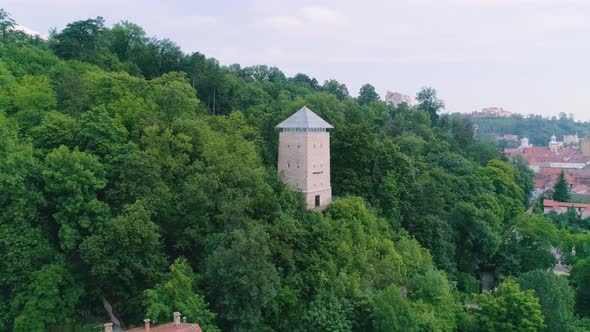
[263,6,347,32]
[14,25,47,39]
[265,15,304,30]
[301,6,347,26]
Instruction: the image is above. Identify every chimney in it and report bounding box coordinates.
[104,322,113,332]
[144,318,151,332]
[173,312,181,326]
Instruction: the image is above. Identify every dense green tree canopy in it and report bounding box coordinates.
[472,278,544,332]
[519,270,575,332]
[1,9,579,332]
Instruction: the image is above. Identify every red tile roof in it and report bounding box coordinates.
[572,184,590,193]
[534,178,546,189]
[543,199,590,209]
[126,322,202,332]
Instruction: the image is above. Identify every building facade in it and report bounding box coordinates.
[563,134,580,146]
[581,138,590,156]
[385,91,412,108]
[544,199,590,219]
[472,107,513,117]
[277,106,333,210]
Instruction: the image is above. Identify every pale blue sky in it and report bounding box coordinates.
[6,0,590,120]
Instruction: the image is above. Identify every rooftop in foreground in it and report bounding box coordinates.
[125,322,202,332]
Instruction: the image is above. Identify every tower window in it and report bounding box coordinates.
[288,161,290,168]
[315,195,320,208]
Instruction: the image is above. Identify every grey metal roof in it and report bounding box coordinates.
[276,106,333,129]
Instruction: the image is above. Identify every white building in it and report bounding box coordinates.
[549,134,564,153]
[385,91,412,108]
[563,134,580,146]
[277,106,333,210]
[519,137,532,149]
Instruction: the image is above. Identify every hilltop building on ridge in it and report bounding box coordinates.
[385,91,412,108]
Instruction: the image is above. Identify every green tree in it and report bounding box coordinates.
[29,111,77,152]
[553,170,571,202]
[108,21,147,61]
[0,9,15,42]
[0,113,56,331]
[511,156,535,205]
[416,87,444,124]
[79,201,166,300]
[290,73,320,91]
[357,83,380,105]
[451,202,500,274]
[300,292,352,332]
[74,106,129,157]
[144,258,218,331]
[322,79,350,101]
[496,214,558,277]
[42,146,109,252]
[474,278,544,332]
[519,270,575,332]
[0,61,17,111]
[204,223,279,330]
[148,72,199,125]
[371,285,419,332]
[571,257,590,316]
[14,74,56,112]
[49,17,111,63]
[410,268,459,331]
[13,73,59,134]
[11,262,83,332]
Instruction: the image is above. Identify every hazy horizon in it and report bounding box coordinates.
[6,0,590,121]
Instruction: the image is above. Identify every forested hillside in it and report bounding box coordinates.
[2,10,590,331]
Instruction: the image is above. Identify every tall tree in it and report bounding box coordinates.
[519,270,575,332]
[49,17,111,64]
[11,262,83,332]
[416,87,445,125]
[0,9,15,42]
[552,170,571,202]
[357,83,380,105]
[42,146,109,253]
[322,79,350,101]
[108,21,147,61]
[204,223,279,330]
[474,278,544,331]
[371,285,419,332]
[571,257,590,317]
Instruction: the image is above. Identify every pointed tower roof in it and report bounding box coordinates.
[276,106,333,129]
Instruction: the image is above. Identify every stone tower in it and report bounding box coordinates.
[277,106,333,210]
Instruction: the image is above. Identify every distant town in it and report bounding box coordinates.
[385,90,590,214]
[505,134,590,202]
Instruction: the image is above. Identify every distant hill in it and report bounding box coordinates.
[457,113,590,147]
